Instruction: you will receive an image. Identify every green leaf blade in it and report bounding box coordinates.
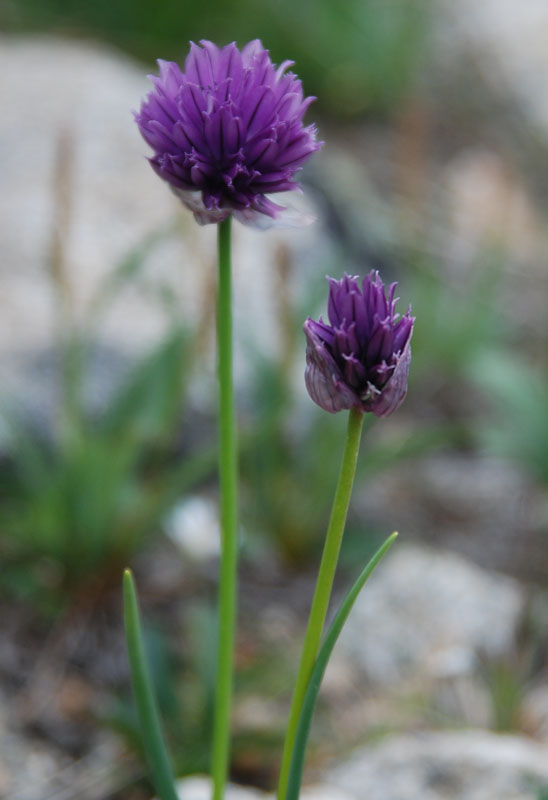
[123,569,179,800]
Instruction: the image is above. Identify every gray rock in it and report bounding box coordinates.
[360,454,548,582]
[173,776,353,800]
[175,776,267,800]
[442,0,548,134]
[337,544,525,686]
[174,732,548,800]
[327,730,548,800]
[521,683,548,744]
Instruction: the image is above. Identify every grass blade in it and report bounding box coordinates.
[123,569,179,800]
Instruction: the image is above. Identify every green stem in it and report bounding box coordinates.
[211,216,238,800]
[123,570,179,800]
[277,406,364,800]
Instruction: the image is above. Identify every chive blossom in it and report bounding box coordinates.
[304,272,414,416]
[135,40,321,227]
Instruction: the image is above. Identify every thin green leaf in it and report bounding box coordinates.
[285,532,398,800]
[123,570,179,800]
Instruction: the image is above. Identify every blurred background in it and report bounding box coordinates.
[1,1,548,798]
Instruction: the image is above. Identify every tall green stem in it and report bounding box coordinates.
[211,216,238,800]
[277,406,364,800]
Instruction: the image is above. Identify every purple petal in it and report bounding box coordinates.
[393,311,414,353]
[185,41,215,87]
[304,332,360,414]
[342,353,367,387]
[365,318,394,365]
[366,339,412,418]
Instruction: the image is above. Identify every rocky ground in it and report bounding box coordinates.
[2,534,548,799]
[174,732,548,800]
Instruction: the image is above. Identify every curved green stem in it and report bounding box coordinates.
[277,406,364,800]
[211,216,238,800]
[123,570,179,800]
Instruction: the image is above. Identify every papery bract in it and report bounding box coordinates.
[135,40,321,227]
[304,272,414,416]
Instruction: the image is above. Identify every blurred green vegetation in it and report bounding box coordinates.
[110,593,296,790]
[0,328,201,610]
[409,255,505,389]
[470,352,548,486]
[109,604,218,781]
[407,251,548,490]
[3,220,538,613]
[0,224,218,611]
[2,0,429,119]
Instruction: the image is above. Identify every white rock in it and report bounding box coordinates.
[327,730,548,800]
[337,544,525,685]
[174,775,267,800]
[165,495,221,561]
[299,787,355,800]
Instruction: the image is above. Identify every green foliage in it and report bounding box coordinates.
[409,256,504,384]
[469,351,548,486]
[110,600,218,779]
[101,328,186,444]
[240,356,344,564]
[123,570,179,800]
[0,327,209,607]
[0,219,220,608]
[485,659,524,733]
[4,0,430,119]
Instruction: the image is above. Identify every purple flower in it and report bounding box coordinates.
[304,272,414,416]
[135,40,321,227]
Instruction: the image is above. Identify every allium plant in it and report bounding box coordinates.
[127,39,321,800]
[277,272,413,800]
[125,39,411,800]
[135,40,321,227]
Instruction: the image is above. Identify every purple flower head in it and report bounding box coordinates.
[135,40,322,227]
[304,272,414,416]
